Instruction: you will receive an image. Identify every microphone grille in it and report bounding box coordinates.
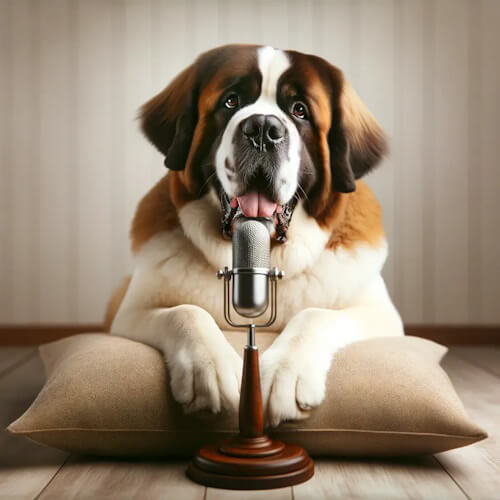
[232,219,270,269]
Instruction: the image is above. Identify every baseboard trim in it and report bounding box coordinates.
[0,324,499,346]
[0,325,104,345]
[404,325,500,345]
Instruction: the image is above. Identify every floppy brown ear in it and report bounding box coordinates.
[140,63,198,171]
[329,80,387,193]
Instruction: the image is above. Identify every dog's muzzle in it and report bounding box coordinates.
[217,182,297,243]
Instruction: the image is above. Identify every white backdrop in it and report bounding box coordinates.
[0,0,499,325]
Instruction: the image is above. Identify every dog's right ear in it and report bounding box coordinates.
[140,63,198,171]
[329,79,387,193]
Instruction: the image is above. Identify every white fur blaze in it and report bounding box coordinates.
[215,46,301,204]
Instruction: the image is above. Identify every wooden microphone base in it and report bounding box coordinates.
[187,336,314,490]
[187,435,314,490]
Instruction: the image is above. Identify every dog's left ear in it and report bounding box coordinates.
[140,63,199,171]
[328,72,387,193]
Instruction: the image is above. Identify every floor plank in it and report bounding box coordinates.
[0,354,69,500]
[206,485,292,499]
[435,351,500,500]
[451,346,500,377]
[37,456,204,500]
[0,347,35,377]
[293,456,467,500]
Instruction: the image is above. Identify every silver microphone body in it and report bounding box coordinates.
[231,218,271,318]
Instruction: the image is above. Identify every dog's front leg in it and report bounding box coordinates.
[111,304,242,415]
[260,276,403,427]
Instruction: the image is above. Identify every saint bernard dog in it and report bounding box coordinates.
[107,44,403,428]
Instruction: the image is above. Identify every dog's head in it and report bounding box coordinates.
[141,44,386,240]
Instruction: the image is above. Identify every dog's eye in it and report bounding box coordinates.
[224,94,239,109]
[292,102,308,120]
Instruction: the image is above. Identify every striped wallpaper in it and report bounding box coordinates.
[0,0,499,325]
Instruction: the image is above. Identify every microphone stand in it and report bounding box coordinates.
[187,266,314,490]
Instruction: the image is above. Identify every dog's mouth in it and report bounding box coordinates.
[217,183,297,243]
[234,191,280,218]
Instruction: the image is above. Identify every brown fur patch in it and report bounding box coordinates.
[340,81,387,170]
[341,83,382,152]
[197,66,237,111]
[140,63,197,159]
[301,65,338,218]
[183,114,209,194]
[308,68,387,227]
[321,180,385,250]
[104,275,132,332]
[183,53,259,194]
[130,172,184,254]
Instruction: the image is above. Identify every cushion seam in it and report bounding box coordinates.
[7,427,486,440]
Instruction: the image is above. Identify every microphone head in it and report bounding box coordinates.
[231,218,271,318]
[232,218,270,269]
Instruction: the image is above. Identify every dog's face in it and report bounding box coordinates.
[141,44,386,239]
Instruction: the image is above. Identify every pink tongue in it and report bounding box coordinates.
[237,192,277,218]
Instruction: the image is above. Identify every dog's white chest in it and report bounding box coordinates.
[137,227,387,331]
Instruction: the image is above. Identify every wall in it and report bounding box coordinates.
[0,0,499,325]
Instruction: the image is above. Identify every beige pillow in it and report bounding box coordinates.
[7,332,486,457]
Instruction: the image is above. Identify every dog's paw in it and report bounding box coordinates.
[260,343,328,428]
[164,307,242,415]
[167,339,242,415]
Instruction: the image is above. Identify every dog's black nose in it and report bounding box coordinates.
[240,114,285,150]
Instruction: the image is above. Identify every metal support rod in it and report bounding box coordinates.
[247,324,256,347]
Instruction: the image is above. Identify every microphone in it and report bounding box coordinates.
[231,218,271,318]
[191,205,312,489]
[217,216,284,341]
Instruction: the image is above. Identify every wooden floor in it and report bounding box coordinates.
[1,347,498,499]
